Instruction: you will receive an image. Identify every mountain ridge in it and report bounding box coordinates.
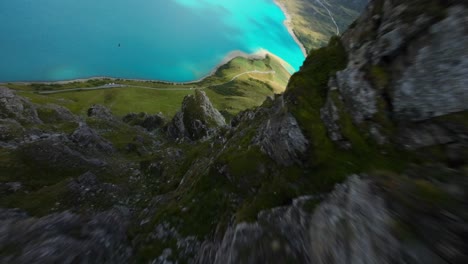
[1,0,467,263]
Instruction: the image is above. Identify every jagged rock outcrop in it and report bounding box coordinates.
[320,79,352,149]
[195,176,397,264]
[309,172,468,264]
[309,175,399,264]
[197,170,468,264]
[342,1,468,122]
[321,0,468,149]
[0,86,41,124]
[70,123,115,153]
[17,135,106,171]
[123,112,165,131]
[392,5,468,120]
[87,104,116,121]
[335,48,378,124]
[196,196,319,264]
[0,207,132,264]
[253,112,308,166]
[0,119,24,143]
[252,96,308,166]
[1,1,468,263]
[167,90,226,140]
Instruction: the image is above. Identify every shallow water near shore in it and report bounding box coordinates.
[0,0,305,82]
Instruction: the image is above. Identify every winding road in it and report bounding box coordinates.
[315,0,340,35]
[37,70,276,95]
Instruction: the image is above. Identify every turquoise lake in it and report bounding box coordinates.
[0,0,305,82]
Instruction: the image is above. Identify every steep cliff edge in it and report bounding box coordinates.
[194,0,468,262]
[1,0,467,263]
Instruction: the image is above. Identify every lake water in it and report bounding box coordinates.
[0,0,305,82]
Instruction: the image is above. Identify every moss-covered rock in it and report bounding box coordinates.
[0,86,41,124]
[167,90,226,140]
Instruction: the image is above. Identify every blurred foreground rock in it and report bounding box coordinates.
[0,207,131,264]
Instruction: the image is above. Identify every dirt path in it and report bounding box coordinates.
[315,0,340,35]
[37,70,276,95]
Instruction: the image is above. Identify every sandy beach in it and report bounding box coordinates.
[273,0,308,57]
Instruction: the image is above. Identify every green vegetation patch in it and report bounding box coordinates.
[286,37,348,164]
[10,55,290,119]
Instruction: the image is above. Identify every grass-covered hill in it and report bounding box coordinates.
[277,0,369,52]
[5,54,291,120]
[1,0,468,263]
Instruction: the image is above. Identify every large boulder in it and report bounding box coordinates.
[0,119,25,142]
[36,103,78,123]
[0,86,41,124]
[87,104,116,121]
[167,90,226,140]
[252,96,308,166]
[69,123,115,153]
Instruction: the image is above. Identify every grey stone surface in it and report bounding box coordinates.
[70,123,115,153]
[67,171,120,204]
[0,207,132,264]
[0,118,24,142]
[328,1,468,148]
[148,221,201,263]
[18,136,106,171]
[320,81,352,149]
[0,86,41,124]
[335,43,378,124]
[87,104,116,121]
[253,112,308,166]
[309,175,399,264]
[196,196,318,264]
[393,6,468,120]
[167,90,225,140]
[396,122,455,149]
[123,112,166,131]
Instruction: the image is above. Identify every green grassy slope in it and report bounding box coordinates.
[6,54,291,119]
[277,0,368,52]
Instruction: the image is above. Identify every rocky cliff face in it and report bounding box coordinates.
[306,1,468,153]
[1,0,467,263]
[193,0,468,263]
[339,0,468,122]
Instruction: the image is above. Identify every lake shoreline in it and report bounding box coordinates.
[273,0,308,57]
[1,0,305,86]
[0,50,277,86]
